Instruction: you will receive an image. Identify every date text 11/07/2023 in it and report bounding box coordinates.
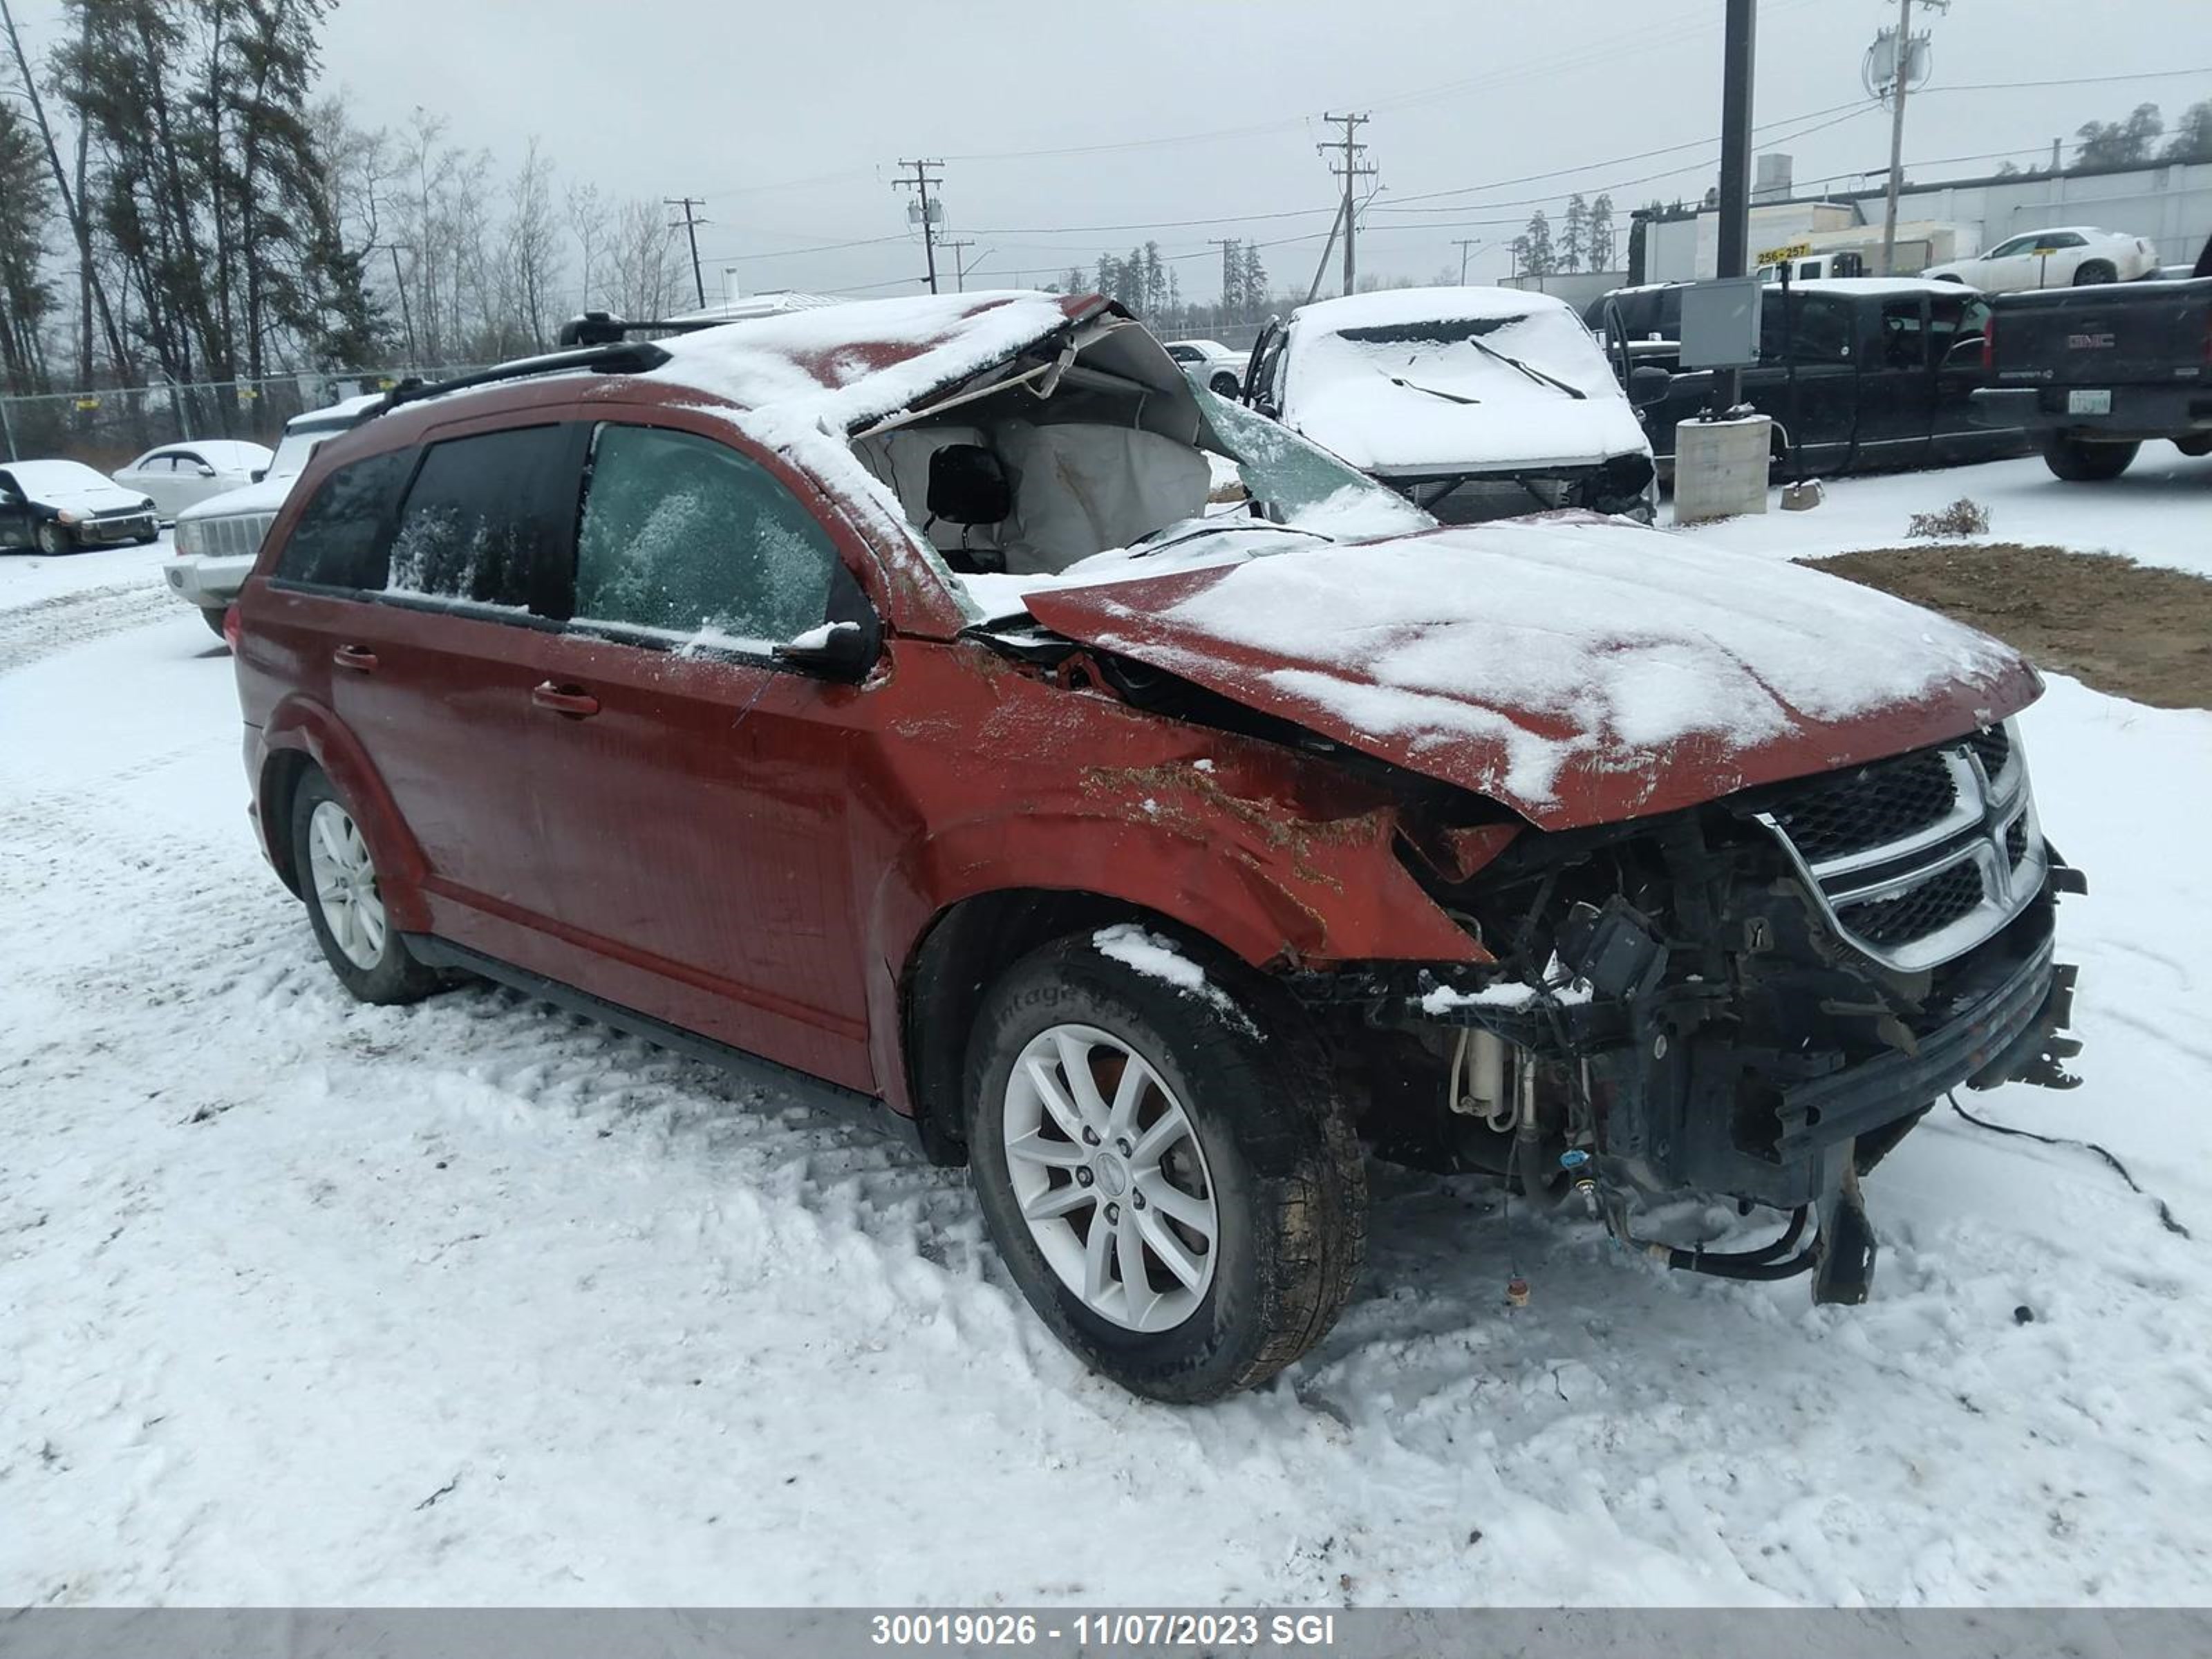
[869,1612,1340,1649]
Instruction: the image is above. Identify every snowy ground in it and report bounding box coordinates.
[4,480,2211,1608]
[1680,443,2212,577]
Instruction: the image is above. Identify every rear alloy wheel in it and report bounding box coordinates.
[966,932,1365,1402]
[2041,435,2139,482]
[1208,371,1243,397]
[290,768,441,1004]
[34,521,71,555]
[2072,260,2116,286]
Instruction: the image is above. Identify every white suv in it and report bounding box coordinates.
[165,394,379,635]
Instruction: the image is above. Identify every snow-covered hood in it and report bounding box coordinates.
[7,467,148,513]
[1290,381,1651,475]
[177,470,302,523]
[1018,515,2039,830]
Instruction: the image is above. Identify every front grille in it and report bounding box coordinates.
[188,512,275,561]
[1837,861,1985,947]
[1770,751,1957,864]
[1967,724,2012,780]
[1754,724,2044,972]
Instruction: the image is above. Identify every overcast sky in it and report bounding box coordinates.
[19,0,2212,302]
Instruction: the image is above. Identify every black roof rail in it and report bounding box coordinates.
[371,338,675,418]
[556,310,729,348]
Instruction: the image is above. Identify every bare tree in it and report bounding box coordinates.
[565,178,608,314]
[497,136,562,351]
[607,196,682,320]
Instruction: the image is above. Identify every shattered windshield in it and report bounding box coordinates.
[956,390,1430,623]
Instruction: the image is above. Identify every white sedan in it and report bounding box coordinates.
[1924,226,2158,293]
[111,438,273,523]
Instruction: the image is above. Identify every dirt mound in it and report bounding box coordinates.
[1806,543,2212,711]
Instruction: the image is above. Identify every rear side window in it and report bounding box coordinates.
[274,450,411,590]
[387,424,572,609]
[1759,294,1853,366]
[571,424,839,646]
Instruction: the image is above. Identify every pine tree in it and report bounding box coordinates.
[1560,194,1588,274]
[2163,98,2212,164]
[1517,210,1555,277]
[0,101,54,391]
[1237,242,1268,319]
[1586,194,1616,272]
[2076,102,2162,167]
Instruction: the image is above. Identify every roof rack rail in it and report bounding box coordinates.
[556,310,729,348]
[371,337,674,417]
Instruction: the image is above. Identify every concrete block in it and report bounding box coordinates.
[1673,414,1772,525]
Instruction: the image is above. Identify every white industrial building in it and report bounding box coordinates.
[1638,155,2212,282]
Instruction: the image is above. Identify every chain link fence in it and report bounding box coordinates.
[0,366,487,471]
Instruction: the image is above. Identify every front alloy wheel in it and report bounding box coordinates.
[1002,1023,1219,1333]
[967,931,1365,1402]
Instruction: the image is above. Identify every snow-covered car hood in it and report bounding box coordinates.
[1018,514,2040,830]
[176,469,303,523]
[6,465,150,513]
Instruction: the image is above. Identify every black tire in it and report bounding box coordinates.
[966,931,1365,1403]
[2040,435,2139,482]
[199,608,228,640]
[2072,260,2116,286]
[1208,371,1243,397]
[289,767,442,1005]
[34,521,72,555]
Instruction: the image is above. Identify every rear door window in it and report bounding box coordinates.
[386,424,572,610]
[568,423,841,649]
[1759,294,1853,365]
[273,450,413,590]
[1874,299,1928,370]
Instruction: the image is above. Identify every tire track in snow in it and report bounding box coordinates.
[0,583,176,677]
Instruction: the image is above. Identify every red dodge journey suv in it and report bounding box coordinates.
[233,292,2083,1400]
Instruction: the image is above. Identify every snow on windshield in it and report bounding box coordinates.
[1291,306,1622,412]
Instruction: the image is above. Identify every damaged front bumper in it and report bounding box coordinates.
[1296,872,2083,1299]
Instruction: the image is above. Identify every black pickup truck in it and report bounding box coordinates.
[1970,232,2212,480]
[1601,277,2030,478]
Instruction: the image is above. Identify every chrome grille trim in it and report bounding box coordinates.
[1756,721,2045,973]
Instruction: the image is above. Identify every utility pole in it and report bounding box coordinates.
[1454,238,1479,284]
[1879,0,1913,276]
[1714,0,1757,412]
[894,158,946,294]
[1318,113,1374,297]
[941,239,975,292]
[665,196,708,309]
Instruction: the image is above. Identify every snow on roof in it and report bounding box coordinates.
[644,289,1095,431]
[1294,284,1579,332]
[288,392,383,430]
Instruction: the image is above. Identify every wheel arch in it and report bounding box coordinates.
[255,695,433,930]
[892,886,1302,1167]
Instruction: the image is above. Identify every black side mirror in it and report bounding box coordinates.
[773,561,882,683]
[1628,364,1674,409]
[926,443,1011,526]
[774,621,875,680]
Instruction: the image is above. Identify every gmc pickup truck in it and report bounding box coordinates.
[1971,231,2212,480]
